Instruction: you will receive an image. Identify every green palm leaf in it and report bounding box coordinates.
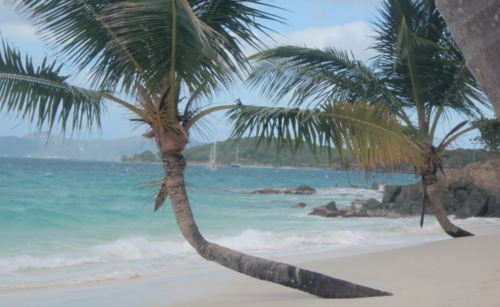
[0,41,105,134]
[248,46,383,107]
[228,102,424,172]
[191,0,285,73]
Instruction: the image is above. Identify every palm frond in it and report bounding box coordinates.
[248,46,399,109]
[0,41,106,134]
[190,0,286,73]
[228,102,424,172]
[10,0,138,92]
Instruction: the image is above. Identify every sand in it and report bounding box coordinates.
[2,225,500,307]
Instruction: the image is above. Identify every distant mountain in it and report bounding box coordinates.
[0,133,204,161]
[0,136,40,156]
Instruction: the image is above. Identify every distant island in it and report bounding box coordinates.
[120,150,160,163]
[120,137,497,169]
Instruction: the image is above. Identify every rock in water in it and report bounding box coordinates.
[251,185,317,195]
[251,188,282,194]
[292,202,307,208]
[295,184,316,195]
[326,201,337,211]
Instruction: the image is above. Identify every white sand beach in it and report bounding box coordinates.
[1,224,499,307]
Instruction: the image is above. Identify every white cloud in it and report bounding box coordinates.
[267,21,376,62]
[0,3,39,42]
[0,23,38,42]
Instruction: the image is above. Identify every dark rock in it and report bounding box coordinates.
[490,197,500,218]
[363,199,383,210]
[309,206,327,217]
[295,184,316,195]
[449,181,468,193]
[487,196,500,216]
[325,201,338,211]
[455,189,468,203]
[395,183,422,203]
[382,185,401,203]
[293,189,316,195]
[455,189,489,218]
[251,188,282,195]
[292,202,306,208]
[338,205,357,217]
[309,206,339,217]
[466,183,475,194]
[251,186,316,195]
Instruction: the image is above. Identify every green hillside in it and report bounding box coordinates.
[183,138,341,167]
[120,137,497,169]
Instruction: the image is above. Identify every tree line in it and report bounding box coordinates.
[121,137,497,169]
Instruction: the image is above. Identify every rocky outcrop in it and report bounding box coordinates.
[295,184,316,194]
[309,199,387,218]
[381,180,499,219]
[442,159,500,196]
[252,185,316,195]
[309,166,500,219]
[251,188,282,195]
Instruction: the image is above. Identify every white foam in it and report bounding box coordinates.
[316,187,383,200]
[212,228,385,255]
[0,237,196,274]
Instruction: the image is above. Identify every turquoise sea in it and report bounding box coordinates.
[0,157,496,291]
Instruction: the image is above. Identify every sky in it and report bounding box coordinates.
[0,0,493,148]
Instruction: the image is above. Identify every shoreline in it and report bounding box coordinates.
[2,224,499,307]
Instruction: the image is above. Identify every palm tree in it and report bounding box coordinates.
[436,0,500,118]
[0,0,410,298]
[233,0,494,238]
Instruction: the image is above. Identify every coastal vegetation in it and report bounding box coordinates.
[232,0,500,238]
[122,138,496,169]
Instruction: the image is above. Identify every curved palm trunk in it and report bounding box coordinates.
[420,147,473,238]
[421,171,474,238]
[162,150,391,298]
[436,0,500,118]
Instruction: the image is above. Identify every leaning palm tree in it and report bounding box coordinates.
[0,0,428,298]
[236,0,496,238]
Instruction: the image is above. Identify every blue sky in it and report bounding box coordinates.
[0,0,493,148]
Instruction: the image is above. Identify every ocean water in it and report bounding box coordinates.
[0,157,498,291]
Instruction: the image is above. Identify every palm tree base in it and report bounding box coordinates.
[445,228,474,238]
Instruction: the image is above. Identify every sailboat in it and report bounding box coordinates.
[230,143,241,167]
[206,140,217,171]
